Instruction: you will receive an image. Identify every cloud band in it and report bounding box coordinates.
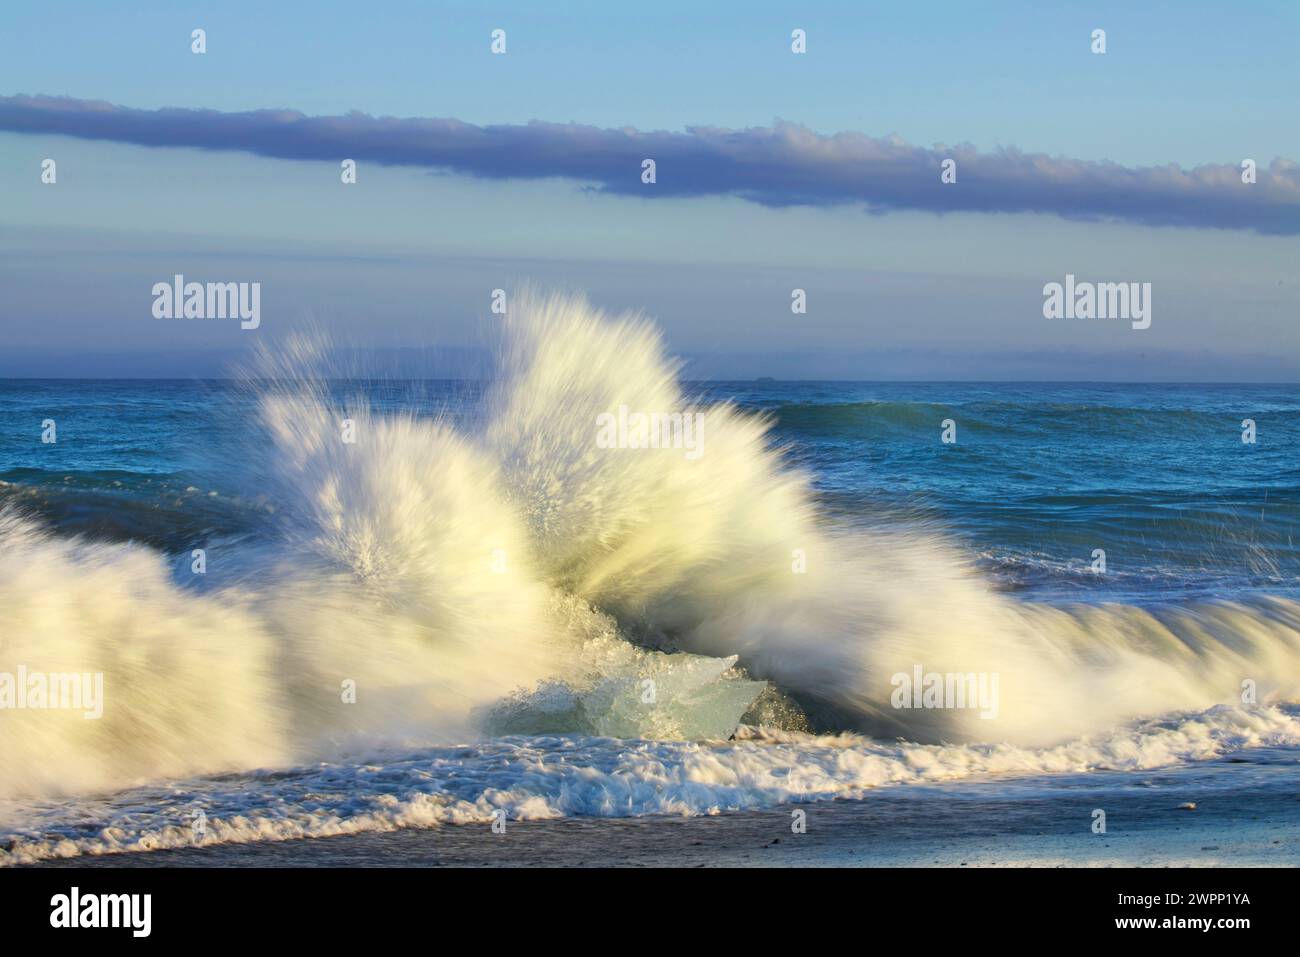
[3,94,1297,233]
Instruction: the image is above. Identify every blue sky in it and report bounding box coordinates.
[1,0,1298,378]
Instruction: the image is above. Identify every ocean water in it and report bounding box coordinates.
[1,292,1298,864]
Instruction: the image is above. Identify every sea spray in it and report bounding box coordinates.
[482,291,1300,744]
[3,289,1300,803]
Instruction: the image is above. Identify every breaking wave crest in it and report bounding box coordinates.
[2,289,1299,807]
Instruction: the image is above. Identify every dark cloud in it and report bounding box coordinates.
[3,94,1298,233]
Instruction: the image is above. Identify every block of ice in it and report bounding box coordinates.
[487,640,765,741]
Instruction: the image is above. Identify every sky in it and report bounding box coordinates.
[0,0,1297,379]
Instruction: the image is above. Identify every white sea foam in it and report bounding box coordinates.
[2,704,1297,866]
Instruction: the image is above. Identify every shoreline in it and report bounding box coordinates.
[23,763,1300,868]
